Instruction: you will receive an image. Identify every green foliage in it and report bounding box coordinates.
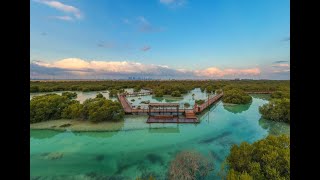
[184,103,190,108]
[259,98,290,123]
[61,101,83,119]
[195,99,205,105]
[61,92,77,99]
[206,85,215,93]
[109,89,118,97]
[141,100,150,104]
[31,80,289,95]
[226,169,253,180]
[30,94,124,123]
[134,85,142,92]
[95,93,104,99]
[81,98,124,122]
[171,90,181,97]
[216,89,223,94]
[271,91,290,99]
[226,135,290,180]
[154,89,164,97]
[222,89,252,104]
[30,94,76,123]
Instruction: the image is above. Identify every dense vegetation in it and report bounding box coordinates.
[171,90,181,97]
[30,93,124,123]
[184,103,190,108]
[225,135,290,180]
[154,89,164,97]
[259,98,290,123]
[259,89,290,123]
[168,151,214,180]
[222,88,252,104]
[109,89,118,97]
[30,80,289,94]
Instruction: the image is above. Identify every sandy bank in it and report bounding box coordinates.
[30,119,124,132]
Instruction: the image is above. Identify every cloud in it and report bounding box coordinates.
[273,60,288,64]
[272,64,290,68]
[49,15,73,21]
[137,16,164,33]
[271,63,290,73]
[35,0,82,19]
[159,0,186,7]
[31,58,265,79]
[141,46,151,51]
[195,67,261,78]
[273,69,290,73]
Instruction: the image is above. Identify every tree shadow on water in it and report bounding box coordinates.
[30,130,61,139]
[223,102,251,114]
[259,118,290,136]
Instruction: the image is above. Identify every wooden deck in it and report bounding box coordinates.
[118,92,224,123]
[193,93,223,113]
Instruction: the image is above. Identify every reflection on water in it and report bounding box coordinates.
[259,118,290,136]
[148,127,180,133]
[250,94,271,101]
[223,102,252,114]
[30,91,290,180]
[30,130,61,139]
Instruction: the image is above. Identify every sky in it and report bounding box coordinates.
[30,0,290,80]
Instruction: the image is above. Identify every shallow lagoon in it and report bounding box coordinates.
[30,90,289,180]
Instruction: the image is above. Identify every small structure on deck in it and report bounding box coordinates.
[147,103,198,123]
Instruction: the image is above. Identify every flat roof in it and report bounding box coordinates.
[149,103,180,107]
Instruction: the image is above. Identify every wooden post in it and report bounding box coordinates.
[177,106,179,118]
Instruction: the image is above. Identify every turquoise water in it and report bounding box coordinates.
[30,91,116,103]
[30,92,289,180]
[127,88,213,109]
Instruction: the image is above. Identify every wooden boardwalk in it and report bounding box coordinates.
[193,93,224,113]
[118,92,224,123]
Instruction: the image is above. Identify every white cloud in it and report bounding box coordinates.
[271,63,290,73]
[35,0,82,19]
[272,63,290,68]
[33,58,174,74]
[195,67,261,77]
[31,58,264,79]
[50,15,73,21]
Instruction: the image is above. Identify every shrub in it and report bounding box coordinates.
[222,89,252,104]
[259,98,290,123]
[168,151,214,180]
[195,99,205,105]
[184,103,190,108]
[226,135,290,180]
[171,90,181,97]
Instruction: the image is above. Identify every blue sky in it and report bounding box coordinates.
[30,0,290,79]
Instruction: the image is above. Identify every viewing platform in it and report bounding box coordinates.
[117,91,224,123]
